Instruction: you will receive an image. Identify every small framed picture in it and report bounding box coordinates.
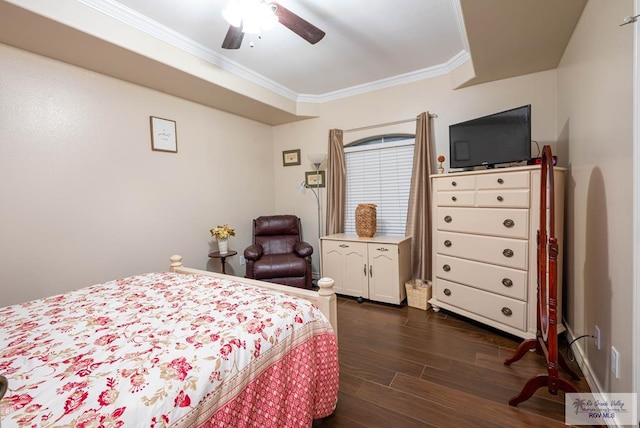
[305,170,326,188]
[150,116,178,153]
[282,149,301,166]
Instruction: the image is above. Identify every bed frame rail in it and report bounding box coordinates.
[169,255,338,333]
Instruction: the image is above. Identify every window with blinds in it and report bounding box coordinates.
[344,136,415,236]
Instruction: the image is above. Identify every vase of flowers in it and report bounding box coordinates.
[437,155,445,174]
[210,224,235,254]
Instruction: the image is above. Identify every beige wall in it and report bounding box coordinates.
[273,70,559,274]
[557,0,635,393]
[0,43,275,306]
[4,1,635,399]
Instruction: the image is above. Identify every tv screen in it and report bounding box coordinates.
[449,105,532,169]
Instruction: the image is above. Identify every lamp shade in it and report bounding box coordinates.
[307,153,327,165]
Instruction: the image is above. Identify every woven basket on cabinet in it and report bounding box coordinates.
[355,204,377,238]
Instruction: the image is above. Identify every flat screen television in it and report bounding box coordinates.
[449,105,532,169]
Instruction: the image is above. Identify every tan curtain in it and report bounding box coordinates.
[326,129,345,235]
[406,113,433,280]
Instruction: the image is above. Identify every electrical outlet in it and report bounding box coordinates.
[611,346,620,379]
[594,325,601,350]
[239,255,246,266]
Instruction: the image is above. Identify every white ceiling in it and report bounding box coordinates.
[97,0,469,97]
[0,0,586,124]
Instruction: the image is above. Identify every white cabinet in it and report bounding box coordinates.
[320,234,412,305]
[429,166,565,339]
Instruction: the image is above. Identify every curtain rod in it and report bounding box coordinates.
[343,113,437,133]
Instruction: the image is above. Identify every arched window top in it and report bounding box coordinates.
[345,133,415,148]
[343,133,415,236]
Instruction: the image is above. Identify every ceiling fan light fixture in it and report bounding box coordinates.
[222,0,278,34]
[221,0,243,28]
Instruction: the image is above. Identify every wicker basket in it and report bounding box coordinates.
[405,279,431,310]
[355,204,377,238]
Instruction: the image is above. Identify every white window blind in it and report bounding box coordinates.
[344,139,414,236]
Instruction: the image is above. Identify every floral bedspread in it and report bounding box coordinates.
[0,272,339,427]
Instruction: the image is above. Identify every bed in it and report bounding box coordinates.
[0,255,338,427]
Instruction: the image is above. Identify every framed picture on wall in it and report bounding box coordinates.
[282,149,301,166]
[305,170,326,188]
[150,116,178,153]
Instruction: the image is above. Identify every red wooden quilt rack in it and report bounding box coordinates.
[504,145,580,406]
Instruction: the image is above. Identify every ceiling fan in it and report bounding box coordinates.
[221,0,325,49]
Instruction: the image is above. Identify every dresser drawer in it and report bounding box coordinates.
[475,171,530,190]
[436,207,529,239]
[436,191,475,207]
[476,189,530,208]
[436,231,528,270]
[435,278,526,331]
[436,175,475,190]
[434,254,527,300]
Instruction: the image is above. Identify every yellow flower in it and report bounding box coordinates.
[209,224,235,239]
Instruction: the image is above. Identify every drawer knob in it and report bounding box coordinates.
[503,249,514,258]
[376,247,389,252]
[501,307,513,316]
[503,219,515,228]
[444,215,452,223]
[443,264,451,272]
[502,278,513,287]
[451,181,457,187]
[497,178,504,184]
[444,240,452,247]
[444,288,452,296]
[339,244,349,248]
[451,196,457,202]
[497,195,504,202]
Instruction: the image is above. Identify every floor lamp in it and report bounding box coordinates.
[299,152,326,277]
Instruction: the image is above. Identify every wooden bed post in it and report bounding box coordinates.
[170,254,183,271]
[317,277,338,334]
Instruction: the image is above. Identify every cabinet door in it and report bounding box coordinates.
[368,243,400,304]
[343,242,369,299]
[322,240,347,295]
[322,240,368,298]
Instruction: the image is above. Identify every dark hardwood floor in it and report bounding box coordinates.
[321,297,592,428]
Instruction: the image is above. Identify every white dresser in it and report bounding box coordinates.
[429,166,565,339]
[320,234,412,305]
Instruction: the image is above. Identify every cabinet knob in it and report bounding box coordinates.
[503,249,514,258]
[444,240,452,247]
[502,278,513,287]
[451,196,457,202]
[497,178,504,184]
[363,264,367,276]
[443,264,451,272]
[339,244,349,248]
[444,288,452,296]
[497,195,504,202]
[503,219,515,228]
[444,215,452,223]
[451,181,457,187]
[376,247,389,252]
[501,307,513,316]
[369,265,373,277]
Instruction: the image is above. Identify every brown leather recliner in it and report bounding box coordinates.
[244,215,313,290]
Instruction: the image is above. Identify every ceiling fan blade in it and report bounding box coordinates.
[222,25,244,49]
[271,2,325,44]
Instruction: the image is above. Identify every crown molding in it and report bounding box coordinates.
[77,0,300,100]
[297,50,471,104]
[77,0,469,105]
